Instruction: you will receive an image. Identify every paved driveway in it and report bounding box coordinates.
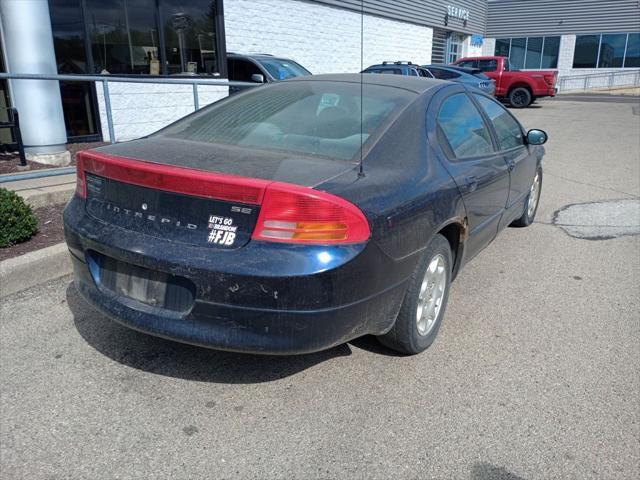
[1,98,639,479]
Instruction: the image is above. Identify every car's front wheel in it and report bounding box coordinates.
[378,234,452,355]
[511,166,543,227]
[508,87,532,108]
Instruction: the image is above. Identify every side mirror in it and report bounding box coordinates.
[526,129,548,145]
[251,73,265,84]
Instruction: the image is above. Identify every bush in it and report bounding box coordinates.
[0,188,38,248]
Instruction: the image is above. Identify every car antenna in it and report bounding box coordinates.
[358,0,365,178]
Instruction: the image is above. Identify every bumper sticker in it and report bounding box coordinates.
[207,215,237,245]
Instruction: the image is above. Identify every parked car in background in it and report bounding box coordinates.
[64,74,547,356]
[362,61,427,77]
[227,53,312,93]
[421,65,496,96]
[362,62,495,96]
[453,56,557,108]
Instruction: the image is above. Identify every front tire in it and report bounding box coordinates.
[378,234,452,355]
[508,87,532,108]
[511,166,542,227]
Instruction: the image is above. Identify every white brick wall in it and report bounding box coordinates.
[224,0,433,72]
[96,83,228,142]
[96,0,434,142]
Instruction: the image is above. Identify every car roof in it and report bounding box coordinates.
[285,73,446,94]
[227,53,295,62]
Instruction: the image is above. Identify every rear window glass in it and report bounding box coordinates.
[364,68,403,75]
[428,68,460,80]
[157,81,415,161]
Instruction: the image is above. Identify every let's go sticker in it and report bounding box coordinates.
[207,215,237,246]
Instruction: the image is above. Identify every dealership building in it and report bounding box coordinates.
[0,0,638,164]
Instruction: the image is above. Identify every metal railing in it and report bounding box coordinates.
[557,69,640,93]
[0,72,255,145]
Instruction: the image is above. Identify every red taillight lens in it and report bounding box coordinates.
[252,183,370,244]
[75,152,87,198]
[543,73,557,86]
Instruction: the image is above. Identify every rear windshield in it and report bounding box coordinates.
[157,81,415,161]
[364,68,403,75]
[258,58,311,80]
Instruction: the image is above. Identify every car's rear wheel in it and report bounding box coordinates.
[511,166,542,227]
[378,234,452,355]
[508,87,532,108]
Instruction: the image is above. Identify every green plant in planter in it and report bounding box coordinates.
[0,188,38,248]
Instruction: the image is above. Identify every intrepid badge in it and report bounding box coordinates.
[207,215,237,246]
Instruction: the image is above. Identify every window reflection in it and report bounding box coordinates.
[598,34,626,68]
[161,0,220,75]
[87,0,158,74]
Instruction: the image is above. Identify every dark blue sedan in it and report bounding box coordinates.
[64,74,547,355]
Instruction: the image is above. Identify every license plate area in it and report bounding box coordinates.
[89,252,195,312]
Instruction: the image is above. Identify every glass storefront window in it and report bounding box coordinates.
[87,0,158,74]
[495,36,560,70]
[624,33,640,67]
[573,35,600,68]
[495,38,510,58]
[49,0,99,139]
[161,0,220,75]
[524,37,543,69]
[598,34,627,68]
[541,36,560,68]
[509,38,526,70]
[574,33,640,69]
[49,0,88,73]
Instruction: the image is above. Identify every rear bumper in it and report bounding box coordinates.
[64,198,410,354]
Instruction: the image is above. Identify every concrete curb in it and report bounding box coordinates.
[0,243,71,298]
[20,185,74,209]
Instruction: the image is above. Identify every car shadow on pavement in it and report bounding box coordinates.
[66,282,354,384]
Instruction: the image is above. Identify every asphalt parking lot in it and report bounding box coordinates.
[1,97,639,479]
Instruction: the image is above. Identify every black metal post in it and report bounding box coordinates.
[11,108,26,166]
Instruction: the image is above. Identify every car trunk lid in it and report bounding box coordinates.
[76,145,361,250]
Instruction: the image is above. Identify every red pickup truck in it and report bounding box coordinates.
[453,56,557,108]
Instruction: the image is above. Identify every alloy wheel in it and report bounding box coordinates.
[527,171,541,218]
[416,254,447,336]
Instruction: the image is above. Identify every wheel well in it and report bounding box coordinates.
[438,223,462,265]
[508,84,532,96]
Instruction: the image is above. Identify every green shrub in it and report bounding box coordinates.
[0,188,38,248]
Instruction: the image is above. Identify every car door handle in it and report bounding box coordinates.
[464,175,478,192]
[508,160,516,171]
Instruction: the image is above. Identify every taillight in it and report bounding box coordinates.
[543,73,557,86]
[252,183,370,244]
[75,152,87,198]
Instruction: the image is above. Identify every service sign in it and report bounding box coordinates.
[447,5,470,21]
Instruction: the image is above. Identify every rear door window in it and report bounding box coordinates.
[228,58,263,82]
[473,94,524,150]
[457,60,477,69]
[437,93,494,158]
[477,59,497,72]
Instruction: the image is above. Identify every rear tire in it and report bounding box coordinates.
[508,87,532,108]
[511,166,542,227]
[378,234,452,355]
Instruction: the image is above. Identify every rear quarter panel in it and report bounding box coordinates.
[319,91,466,264]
